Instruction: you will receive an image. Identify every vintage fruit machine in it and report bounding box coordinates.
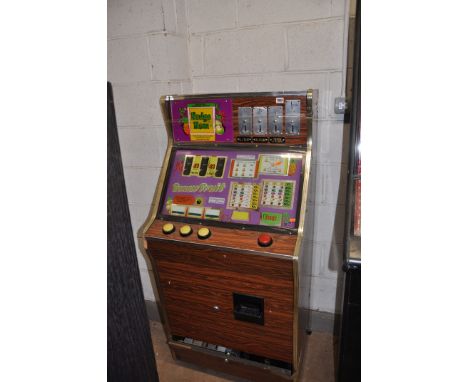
[140,90,318,381]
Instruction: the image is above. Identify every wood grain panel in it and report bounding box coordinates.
[157,259,293,303]
[170,342,293,382]
[148,240,293,279]
[146,219,297,257]
[148,244,294,363]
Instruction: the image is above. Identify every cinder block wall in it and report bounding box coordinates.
[108,0,351,313]
[108,0,192,299]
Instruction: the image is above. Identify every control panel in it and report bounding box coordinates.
[155,220,280,250]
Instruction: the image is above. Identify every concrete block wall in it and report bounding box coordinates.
[108,0,351,313]
[186,0,350,313]
[108,0,192,300]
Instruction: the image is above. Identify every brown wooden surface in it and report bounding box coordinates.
[146,219,297,257]
[232,95,308,146]
[148,241,294,363]
[170,342,294,382]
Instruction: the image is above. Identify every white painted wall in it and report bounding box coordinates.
[107,0,350,313]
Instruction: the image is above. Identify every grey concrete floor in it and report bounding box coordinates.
[150,320,337,382]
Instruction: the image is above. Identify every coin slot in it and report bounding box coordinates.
[233,293,264,325]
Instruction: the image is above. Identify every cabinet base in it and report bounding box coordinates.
[169,341,296,382]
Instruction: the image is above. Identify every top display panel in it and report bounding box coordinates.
[169,93,309,146]
[159,148,304,230]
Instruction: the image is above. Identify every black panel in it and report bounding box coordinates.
[338,1,361,380]
[233,293,264,325]
[348,271,361,305]
[338,267,361,382]
[107,82,159,382]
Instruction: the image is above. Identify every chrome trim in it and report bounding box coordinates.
[137,96,176,340]
[291,89,315,372]
[165,90,307,101]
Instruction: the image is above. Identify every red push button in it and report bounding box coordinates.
[258,233,273,247]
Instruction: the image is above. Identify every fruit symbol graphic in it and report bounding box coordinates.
[178,107,190,136]
[215,120,225,135]
[288,160,297,176]
[175,160,184,173]
[165,198,173,212]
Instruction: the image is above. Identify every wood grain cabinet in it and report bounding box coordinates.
[140,91,318,381]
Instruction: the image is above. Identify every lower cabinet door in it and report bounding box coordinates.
[151,243,294,364]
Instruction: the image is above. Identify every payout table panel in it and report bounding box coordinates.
[160,149,304,230]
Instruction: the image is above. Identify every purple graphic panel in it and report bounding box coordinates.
[160,149,303,229]
[171,98,233,143]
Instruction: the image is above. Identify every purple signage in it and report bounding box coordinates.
[160,149,303,229]
[171,98,233,143]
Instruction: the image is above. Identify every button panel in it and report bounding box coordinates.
[159,222,277,247]
[147,220,297,256]
[159,222,214,240]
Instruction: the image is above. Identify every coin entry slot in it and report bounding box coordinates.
[238,107,252,135]
[233,293,264,325]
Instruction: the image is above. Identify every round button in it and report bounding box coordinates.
[258,233,273,247]
[179,225,192,237]
[162,223,175,234]
[197,227,211,240]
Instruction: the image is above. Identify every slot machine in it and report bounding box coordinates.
[139,90,318,381]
